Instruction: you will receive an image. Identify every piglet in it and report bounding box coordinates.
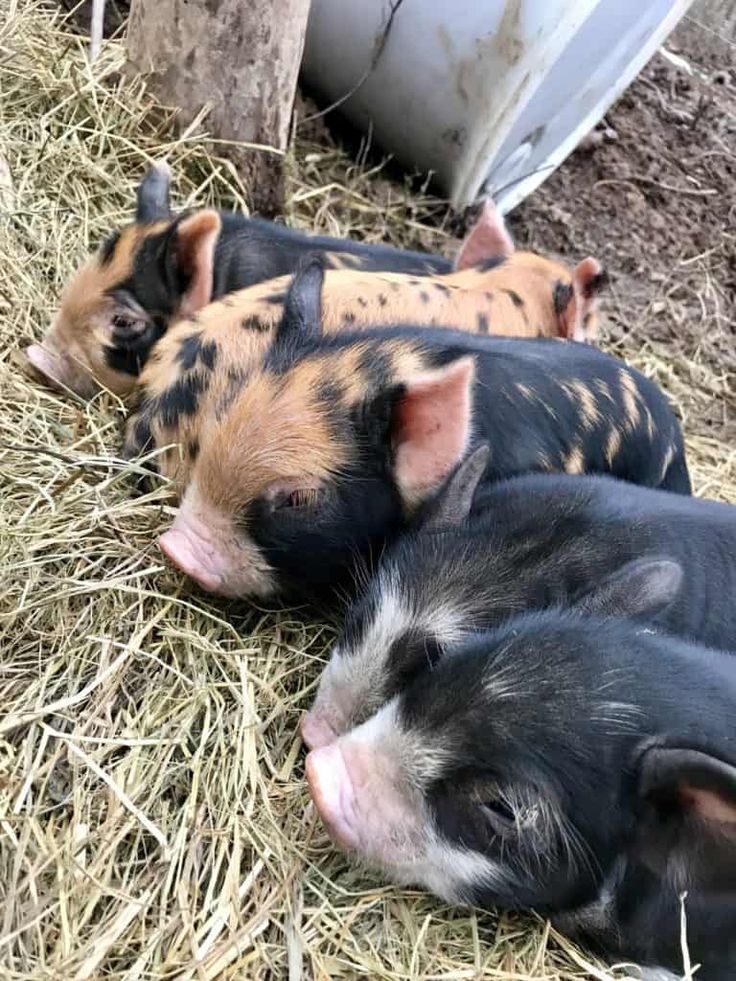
[306,611,736,980]
[157,261,687,603]
[304,446,735,748]
[124,220,605,491]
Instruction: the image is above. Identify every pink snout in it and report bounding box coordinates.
[159,512,228,593]
[301,711,339,750]
[306,744,361,850]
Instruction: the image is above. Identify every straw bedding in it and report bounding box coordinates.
[1,3,733,978]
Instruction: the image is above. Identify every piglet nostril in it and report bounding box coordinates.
[301,711,338,750]
[306,745,360,851]
[159,528,222,592]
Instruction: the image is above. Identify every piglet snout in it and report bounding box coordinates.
[306,745,361,850]
[159,511,226,592]
[301,710,339,750]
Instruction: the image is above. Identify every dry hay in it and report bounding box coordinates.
[0,3,733,979]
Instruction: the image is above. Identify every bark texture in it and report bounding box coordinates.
[127,0,311,214]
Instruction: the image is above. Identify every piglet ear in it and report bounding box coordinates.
[176,210,222,316]
[135,161,172,223]
[635,745,736,890]
[558,257,605,342]
[392,357,475,508]
[454,199,515,271]
[572,558,682,618]
[276,255,325,345]
[421,444,490,530]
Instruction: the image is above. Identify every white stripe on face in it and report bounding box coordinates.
[307,575,471,745]
[309,700,506,903]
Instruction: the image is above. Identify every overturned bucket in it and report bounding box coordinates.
[301,0,694,211]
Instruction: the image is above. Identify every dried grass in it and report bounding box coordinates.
[0,2,731,979]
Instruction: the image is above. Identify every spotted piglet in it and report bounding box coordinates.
[27,164,604,405]
[156,260,688,604]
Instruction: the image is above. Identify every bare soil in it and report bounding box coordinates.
[510,20,735,444]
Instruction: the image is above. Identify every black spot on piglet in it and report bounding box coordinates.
[242,315,270,332]
[156,373,208,428]
[504,289,525,309]
[554,281,574,315]
[176,333,202,371]
[176,332,218,371]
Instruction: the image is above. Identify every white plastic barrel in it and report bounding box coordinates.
[301,0,694,212]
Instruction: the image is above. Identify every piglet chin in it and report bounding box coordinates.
[306,745,362,851]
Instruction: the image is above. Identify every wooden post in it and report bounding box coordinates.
[126,0,311,215]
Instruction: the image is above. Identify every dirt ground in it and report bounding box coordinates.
[511,19,735,449]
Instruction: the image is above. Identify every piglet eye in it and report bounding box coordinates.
[475,793,516,836]
[111,313,145,337]
[273,487,322,511]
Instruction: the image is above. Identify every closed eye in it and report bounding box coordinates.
[274,487,321,510]
[111,312,148,340]
[480,798,515,826]
[475,791,517,836]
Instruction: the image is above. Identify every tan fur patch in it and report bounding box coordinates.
[593,378,614,405]
[568,380,601,430]
[197,368,348,514]
[182,337,430,518]
[660,443,676,484]
[40,220,171,397]
[605,427,623,466]
[564,444,585,474]
[619,370,641,430]
[514,382,535,401]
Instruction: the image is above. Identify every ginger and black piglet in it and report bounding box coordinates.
[154,259,689,605]
[306,611,736,981]
[305,447,733,747]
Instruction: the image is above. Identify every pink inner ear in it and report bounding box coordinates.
[454,200,515,271]
[177,210,221,316]
[681,784,736,826]
[393,357,475,505]
[563,257,603,342]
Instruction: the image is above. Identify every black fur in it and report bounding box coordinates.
[393,613,736,979]
[241,315,270,332]
[154,371,209,428]
[99,230,121,265]
[474,255,506,273]
[503,288,525,310]
[554,280,574,315]
[337,471,736,716]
